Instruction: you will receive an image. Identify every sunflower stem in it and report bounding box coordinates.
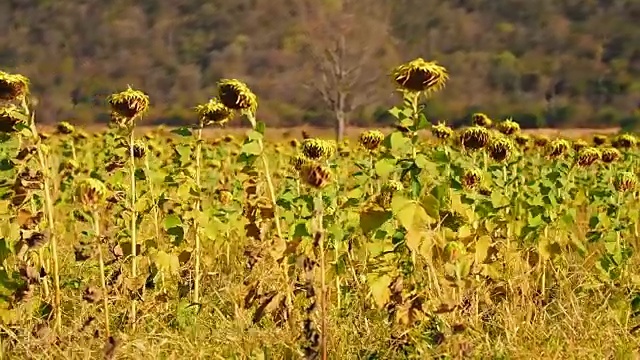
[93,210,110,338]
[314,193,328,360]
[128,128,138,329]
[194,127,203,304]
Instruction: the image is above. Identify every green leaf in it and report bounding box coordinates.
[389,132,411,153]
[151,251,180,276]
[247,130,263,141]
[391,196,433,231]
[241,141,262,155]
[368,274,392,309]
[359,208,392,234]
[475,236,492,263]
[374,158,397,178]
[164,214,182,230]
[171,127,193,137]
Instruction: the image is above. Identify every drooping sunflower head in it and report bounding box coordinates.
[376,180,404,208]
[514,134,530,148]
[300,162,332,189]
[0,104,27,133]
[107,86,150,122]
[487,136,514,162]
[614,172,637,193]
[77,178,108,209]
[471,113,492,128]
[358,130,385,151]
[290,153,310,172]
[572,139,588,152]
[600,147,621,163]
[133,140,147,159]
[431,122,454,140]
[56,121,75,135]
[461,168,482,190]
[496,118,520,135]
[593,134,607,146]
[0,71,30,102]
[301,138,335,160]
[533,135,549,148]
[217,79,257,113]
[546,139,570,159]
[195,98,234,127]
[612,134,637,149]
[575,147,600,167]
[391,58,448,93]
[460,126,491,150]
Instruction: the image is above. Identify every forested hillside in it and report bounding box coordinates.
[2,0,640,128]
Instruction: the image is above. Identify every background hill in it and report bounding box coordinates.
[2,0,640,129]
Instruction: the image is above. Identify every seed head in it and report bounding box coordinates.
[195,98,233,127]
[217,79,257,112]
[300,162,331,189]
[0,71,30,102]
[533,135,549,148]
[77,178,108,209]
[496,118,520,135]
[601,147,621,163]
[472,113,492,127]
[301,139,335,160]
[572,139,588,152]
[56,121,75,135]
[392,58,448,93]
[107,86,149,128]
[593,134,607,146]
[575,147,600,167]
[614,172,637,192]
[359,130,385,151]
[462,169,482,189]
[514,134,530,147]
[133,140,147,159]
[487,137,513,162]
[0,104,27,133]
[431,122,454,140]
[290,154,310,171]
[460,126,491,150]
[546,139,570,159]
[376,180,404,208]
[612,134,637,149]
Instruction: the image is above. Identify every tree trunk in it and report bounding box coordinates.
[336,111,345,142]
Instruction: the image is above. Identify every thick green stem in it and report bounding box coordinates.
[315,194,327,360]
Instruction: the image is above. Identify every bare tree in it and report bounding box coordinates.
[297,0,398,141]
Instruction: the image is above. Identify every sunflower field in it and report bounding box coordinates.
[1,59,640,359]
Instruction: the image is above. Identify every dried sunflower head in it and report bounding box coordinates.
[290,153,310,172]
[359,130,385,151]
[392,58,448,93]
[0,104,27,133]
[133,140,147,159]
[472,113,492,127]
[462,168,482,189]
[0,71,30,102]
[546,139,570,159]
[217,79,257,112]
[533,135,549,148]
[496,118,520,135]
[195,98,233,127]
[300,162,332,189]
[572,139,588,152]
[107,86,149,128]
[612,134,637,149]
[601,147,621,163]
[575,147,600,167]
[301,138,335,160]
[593,134,607,146]
[77,178,108,209]
[514,134,530,147]
[614,172,637,192]
[431,122,454,140]
[376,180,404,208]
[460,126,491,150]
[487,136,513,162]
[56,121,75,135]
